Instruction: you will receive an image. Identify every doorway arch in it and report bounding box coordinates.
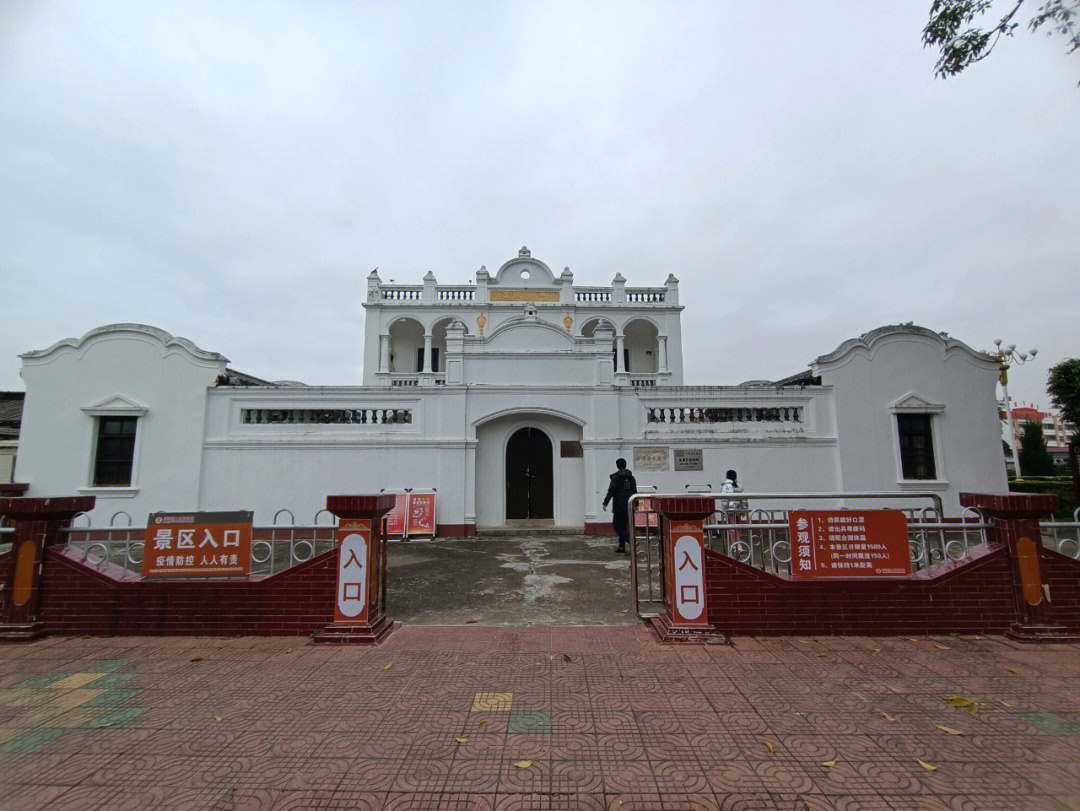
[505,427,553,520]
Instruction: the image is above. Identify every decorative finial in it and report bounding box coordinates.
[519,246,530,257]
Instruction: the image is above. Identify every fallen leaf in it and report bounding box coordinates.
[383,663,393,671]
[935,724,965,736]
[816,653,828,659]
[949,632,961,638]
[285,648,292,654]
[562,654,572,663]
[933,643,950,650]
[214,714,222,722]
[190,657,203,662]
[454,737,468,744]
[917,759,938,771]
[514,760,533,769]
[947,696,980,714]
[465,619,478,624]
[797,639,810,644]
[96,721,115,728]
[1004,667,1020,675]
[478,721,488,729]
[594,621,605,626]
[882,713,897,722]
[821,760,836,768]
[904,637,919,643]
[621,609,629,614]
[1001,700,1015,708]
[871,648,882,654]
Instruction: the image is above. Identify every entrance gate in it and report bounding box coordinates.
[505,427,553,520]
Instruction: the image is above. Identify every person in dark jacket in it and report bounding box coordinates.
[602,458,637,554]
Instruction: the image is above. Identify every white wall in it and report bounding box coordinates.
[17,325,226,526]
[816,327,1005,513]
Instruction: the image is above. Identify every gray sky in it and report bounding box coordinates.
[2,1,1077,408]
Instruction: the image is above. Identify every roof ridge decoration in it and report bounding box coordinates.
[813,324,995,369]
[21,323,229,365]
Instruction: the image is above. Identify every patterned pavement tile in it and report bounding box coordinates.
[3,629,1080,809]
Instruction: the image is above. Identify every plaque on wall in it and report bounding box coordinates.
[673,449,703,471]
[560,441,583,458]
[634,446,670,471]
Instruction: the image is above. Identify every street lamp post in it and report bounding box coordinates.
[994,339,1038,479]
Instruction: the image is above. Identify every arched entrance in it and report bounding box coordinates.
[505,427,553,520]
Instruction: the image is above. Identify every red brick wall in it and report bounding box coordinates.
[0,551,10,620]
[39,546,338,637]
[1039,546,1080,629]
[703,544,1019,635]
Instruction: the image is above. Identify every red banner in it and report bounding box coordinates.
[406,492,436,537]
[634,498,660,529]
[383,494,408,538]
[143,511,252,578]
[789,510,911,578]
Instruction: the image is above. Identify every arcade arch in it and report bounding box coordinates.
[387,317,425,373]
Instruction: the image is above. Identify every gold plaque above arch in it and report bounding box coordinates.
[490,290,560,303]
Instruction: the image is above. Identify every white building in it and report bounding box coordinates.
[14,248,1006,530]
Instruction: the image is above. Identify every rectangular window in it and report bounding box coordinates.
[93,416,137,486]
[897,414,936,480]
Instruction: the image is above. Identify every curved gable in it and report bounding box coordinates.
[21,323,229,368]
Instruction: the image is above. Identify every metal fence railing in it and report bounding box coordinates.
[58,509,339,578]
[1043,508,1080,560]
[628,492,991,620]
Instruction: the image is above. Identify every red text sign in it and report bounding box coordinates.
[664,519,709,625]
[384,494,408,538]
[335,519,374,624]
[143,511,252,577]
[789,510,911,578]
[407,492,436,537]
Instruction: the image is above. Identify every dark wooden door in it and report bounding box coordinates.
[506,428,553,520]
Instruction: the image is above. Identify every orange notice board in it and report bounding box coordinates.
[143,511,253,577]
[406,493,436,537]
[789,510,910,578]
[384,494,408,538]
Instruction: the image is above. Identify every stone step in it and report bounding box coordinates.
[472,526,587,537]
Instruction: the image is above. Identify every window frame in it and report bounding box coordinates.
[79,395,147,496]
[889,394,947,488]
[91,415,139,487]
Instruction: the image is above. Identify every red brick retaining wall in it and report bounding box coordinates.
[703,544,1019,636]
[38,546,338,637]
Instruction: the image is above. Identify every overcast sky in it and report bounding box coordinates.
[2,1,1077,408]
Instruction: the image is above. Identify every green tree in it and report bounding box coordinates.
[1048,358,1080,438]
[923,1,1080,83]
[1018,420,1057,476]
[1048,358,1080,506]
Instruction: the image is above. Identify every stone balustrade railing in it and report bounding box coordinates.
[436,286,476,302]
[372,284,669,306]
[242,408,413,425]
[646,406,803,425]
[380,286,423,301]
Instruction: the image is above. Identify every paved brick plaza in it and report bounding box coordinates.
[2,628,1080,810]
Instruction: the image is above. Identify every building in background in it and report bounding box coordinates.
[1003,404,1076,472]
[13,248,1007,528]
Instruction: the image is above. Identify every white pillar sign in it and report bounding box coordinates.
[673,534,705,621]
[335,520,371,623]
